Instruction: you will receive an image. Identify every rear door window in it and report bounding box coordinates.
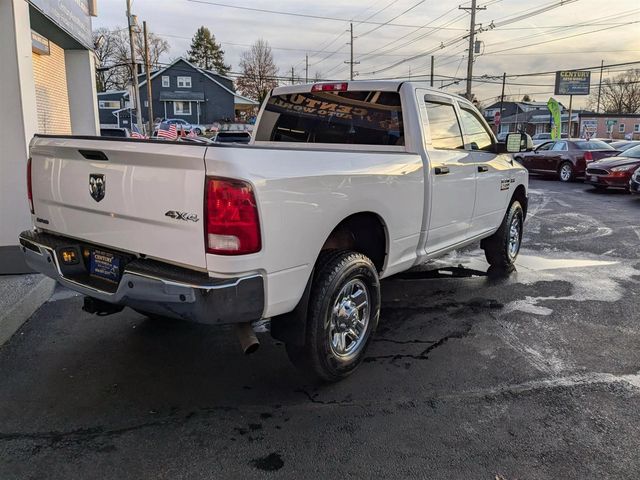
[254,90,404,146]
[552,141,567,151]
[424,100,463,150]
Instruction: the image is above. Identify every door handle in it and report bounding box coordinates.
[477,165,489,173]
[434,166,450,175]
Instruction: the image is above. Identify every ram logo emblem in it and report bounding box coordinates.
[89,174,105,202]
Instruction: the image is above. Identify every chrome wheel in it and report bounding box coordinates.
[329,279,370,358]
[560,164,572,182]
[508,215,521,260]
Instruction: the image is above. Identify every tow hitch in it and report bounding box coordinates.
[82,297,124,316]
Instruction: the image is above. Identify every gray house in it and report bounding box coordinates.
[97,90,127,127]
[136,58,257,125]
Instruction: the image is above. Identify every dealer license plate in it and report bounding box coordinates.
[89,249,121,283]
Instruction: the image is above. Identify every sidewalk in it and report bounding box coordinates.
[0,274,55,345]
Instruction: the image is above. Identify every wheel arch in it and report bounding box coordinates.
[270,211,389,346]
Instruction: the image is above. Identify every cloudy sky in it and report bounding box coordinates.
[94,0,640,107]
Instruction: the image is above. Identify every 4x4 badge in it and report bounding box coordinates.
[89,174,105,202]
[165,211,199,222]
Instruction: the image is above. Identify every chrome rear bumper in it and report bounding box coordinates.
[18,230,264,325]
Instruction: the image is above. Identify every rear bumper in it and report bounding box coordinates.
[18,230,264,325]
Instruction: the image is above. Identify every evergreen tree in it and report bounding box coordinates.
[187,26,230,75]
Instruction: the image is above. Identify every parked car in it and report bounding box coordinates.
[585,144,640,191]
[154,118,207,136]
[21,81,531,381]
[100,127,130,138]
[178,136,214,145]
[213,131,252,144]
[610,140,640,153]
[514,139,619,182]
[531,132,568,146]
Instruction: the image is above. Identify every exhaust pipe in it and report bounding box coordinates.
[236,322,260,355]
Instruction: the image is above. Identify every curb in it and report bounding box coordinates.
[0,276,56,346]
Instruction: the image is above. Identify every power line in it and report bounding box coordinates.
[185,0,464,28]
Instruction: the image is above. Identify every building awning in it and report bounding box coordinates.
[159,91,205,102]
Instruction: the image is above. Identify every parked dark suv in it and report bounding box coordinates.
[513,139,619,182]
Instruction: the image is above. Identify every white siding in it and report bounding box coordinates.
[32,40,71,135]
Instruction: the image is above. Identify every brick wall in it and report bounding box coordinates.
[32,40,71,135]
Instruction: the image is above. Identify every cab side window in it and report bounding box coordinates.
[459,107,493,151]
[424,100,464,149]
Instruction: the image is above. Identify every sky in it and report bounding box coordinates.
[94,0,640,107]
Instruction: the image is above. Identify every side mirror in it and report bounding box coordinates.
[506,133,533,153]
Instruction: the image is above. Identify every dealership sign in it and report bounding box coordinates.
[554,70,591,96]
[29,0,92,49]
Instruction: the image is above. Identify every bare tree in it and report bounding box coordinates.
[236,39,279,103]
[92,27,170,92]
[589,69,640,114]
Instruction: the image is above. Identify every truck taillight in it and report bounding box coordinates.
[27,157,34,214]
[205,177,261,255]
[311,82,348,92]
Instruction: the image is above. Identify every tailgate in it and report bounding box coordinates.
[30,137,208,270]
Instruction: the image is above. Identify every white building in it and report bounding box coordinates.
[0,0,99,273]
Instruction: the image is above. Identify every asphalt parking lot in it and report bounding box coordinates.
[1,178,639,479]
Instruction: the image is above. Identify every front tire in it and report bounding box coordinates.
[286,251,380,382]
[482,201,524,270]
[194,128,202,135]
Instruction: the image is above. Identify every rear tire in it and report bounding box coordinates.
[482,201,524,270]
[286,250,380,382]
[194,128,202,135]
[558,162,574,182]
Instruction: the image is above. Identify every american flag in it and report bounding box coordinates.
[187,128,197,138]
[157,122,177,140]
[130,124,147,139]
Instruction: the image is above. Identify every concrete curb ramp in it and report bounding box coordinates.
[0,274,56,345]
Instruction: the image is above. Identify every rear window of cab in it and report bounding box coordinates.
[254,90,404,146]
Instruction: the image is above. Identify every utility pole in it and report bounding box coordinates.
[460,0,486,100]
[596,59,604,113]
[291,66,295,85]
[430,55,434,87]
[126,0,143,133]
[498,72,506,134]
[305,54,309,84]
[568,95,573,138]
[344,22,360,81]
[143,21,153,136]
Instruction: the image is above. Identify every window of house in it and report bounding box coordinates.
[635,124,640,133]
[98,100,120,109]
[619,123,625,133]
[162,76,170,87]
[424,99,463,149]
[174,101,191,115]
[458,107,493,151]
[144,100,148,107]
[177,76,192,88]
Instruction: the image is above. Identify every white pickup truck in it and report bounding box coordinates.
[20,81,531,381]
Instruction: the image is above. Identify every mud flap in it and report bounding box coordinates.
[270,271,313,346]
